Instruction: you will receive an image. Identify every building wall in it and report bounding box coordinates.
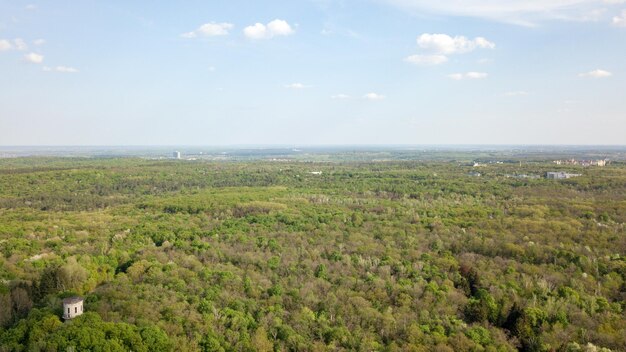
[63,301,84,319]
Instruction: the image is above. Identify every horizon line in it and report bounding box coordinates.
[1,144,626,148]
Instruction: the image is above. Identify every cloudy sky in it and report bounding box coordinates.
[1,0,625,145]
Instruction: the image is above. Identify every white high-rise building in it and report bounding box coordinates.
[173,151,181,159]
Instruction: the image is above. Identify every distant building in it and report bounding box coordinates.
[63,297,84,320]
[546,172,581,179]
[506,174,540,179]
[553,159,608,167]
[173,151,181,159]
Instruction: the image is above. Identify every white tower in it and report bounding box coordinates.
[173,151,181,159]
[63,297,84,320]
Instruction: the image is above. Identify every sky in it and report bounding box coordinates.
[0,0,625,146]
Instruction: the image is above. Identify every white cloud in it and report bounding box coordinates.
[320,25,361,39]
[243,23,267,39]
[447,73,464,80]
[579,8,606,21]
[14,38,28,50]
[405,34,493,68]
[363,93,386,100]
[331,94,351,99]
[56,66,78,73]
[24,52,44,64]
[34,39,45,45]
[0,39,12,51]
[182,22,234,38]
[466,72,488,79]
[197,22,234,36]
[25,4,37,10]
[285,83,310,89]
[267,20,295,36]
[578,69,612,78]
[244,19,295,39]
[43,66,79,73]
[404,54,448,65]
[613,10,626,26]
[417,33,495,54]
[382,0,622,25]
[448,72,488,80]
[503,91,530,96]
[0,38,29,51]
[474,37,496,49]
[208,66,216,72]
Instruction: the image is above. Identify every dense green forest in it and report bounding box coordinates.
[0,157,624,351]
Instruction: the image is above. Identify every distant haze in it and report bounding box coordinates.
[1,1,625,145]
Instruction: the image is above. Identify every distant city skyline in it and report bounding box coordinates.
[1,1,625,145]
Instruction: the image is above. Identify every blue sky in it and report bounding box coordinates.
[1,0,625,145]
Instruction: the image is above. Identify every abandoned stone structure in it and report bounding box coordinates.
[62,297,84,320]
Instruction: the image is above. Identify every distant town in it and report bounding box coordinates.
[553,159,609,167]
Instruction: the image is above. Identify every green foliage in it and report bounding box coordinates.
[0,158,625,351]
[0,310,171,351]
[464,289,499,324]
[465,325,492,345]
[314,264,328,280]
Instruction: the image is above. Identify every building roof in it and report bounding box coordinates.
[62,296,83,304]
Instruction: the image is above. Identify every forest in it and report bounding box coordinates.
[0,156,624,351]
